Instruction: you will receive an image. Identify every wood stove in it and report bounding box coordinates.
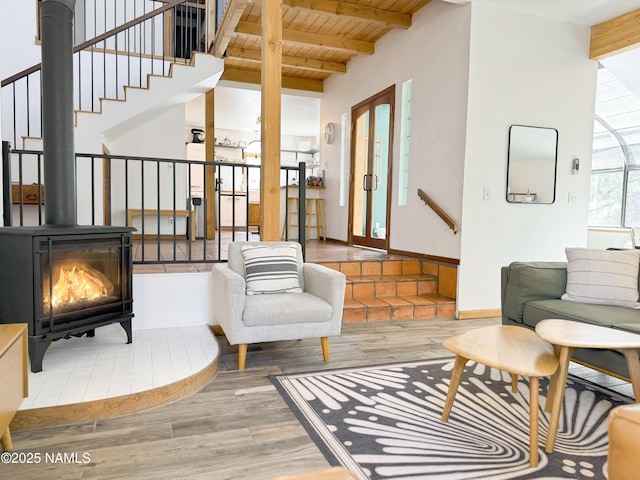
[0,0,135,372]
[0,225,134,372]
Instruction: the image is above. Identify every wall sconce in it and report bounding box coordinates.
[572,158,580,175]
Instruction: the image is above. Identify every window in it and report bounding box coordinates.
[339,112,348,206]
[589,65,640,228]
[398,79,412,205]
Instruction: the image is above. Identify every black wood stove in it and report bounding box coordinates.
[0,226,133,372]
[0,0,134,372]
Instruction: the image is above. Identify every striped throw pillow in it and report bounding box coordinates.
[241,245,303,295]
[561,247,640,309]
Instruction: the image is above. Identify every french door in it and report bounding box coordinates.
[349,86,395,250]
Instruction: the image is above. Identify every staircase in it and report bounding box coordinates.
[320,258,457,323]
[2,0,215,152]
[76,52,223,146]
[17,53,223,152]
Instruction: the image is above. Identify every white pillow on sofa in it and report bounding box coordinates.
[241,244,303,295]
[561,247,640,309]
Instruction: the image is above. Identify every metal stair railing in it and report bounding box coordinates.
[1,0,208,148]
[2,142,308,264]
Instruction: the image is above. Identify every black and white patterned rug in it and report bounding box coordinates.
[270,358,632,480]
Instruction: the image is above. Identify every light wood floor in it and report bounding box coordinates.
[4,318,632,480]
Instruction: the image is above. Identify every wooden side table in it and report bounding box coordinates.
[442,325,558,467]
[535,319,640,453]
[0,323,28,451]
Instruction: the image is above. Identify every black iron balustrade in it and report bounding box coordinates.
[2,144,307,263]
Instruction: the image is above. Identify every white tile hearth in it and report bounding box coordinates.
[19,324,219,410]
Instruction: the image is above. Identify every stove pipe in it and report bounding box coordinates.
[41,0,77,226]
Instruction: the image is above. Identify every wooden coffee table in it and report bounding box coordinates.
[442,325,558,467]
[535,318,640,453]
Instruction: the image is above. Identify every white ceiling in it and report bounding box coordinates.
[445,0,640,26]
[197,0,640,138]
[186,85,322,138]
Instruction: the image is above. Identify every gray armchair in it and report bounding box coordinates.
[212,241,346,370]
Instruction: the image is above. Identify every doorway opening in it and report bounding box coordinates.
[349,86,395,250]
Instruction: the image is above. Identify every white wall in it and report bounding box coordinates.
[320,1,471,255]
[106,104,189,232]
[0,1,41,147]
[132,272,214,329]
[457,4,597,313]
[0,2,40,79]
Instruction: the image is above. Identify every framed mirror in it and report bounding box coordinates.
[506,125,558,204]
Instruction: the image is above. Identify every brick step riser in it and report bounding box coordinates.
[346,279,438,299]
[320,258,457,324]
[342,302,456,324]
[319,260,425,278]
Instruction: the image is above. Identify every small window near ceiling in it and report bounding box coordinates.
[398,79,412,206]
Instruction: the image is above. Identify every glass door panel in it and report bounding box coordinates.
[349,86,395,250]
[371,103,390,240]
[352,109,369,238]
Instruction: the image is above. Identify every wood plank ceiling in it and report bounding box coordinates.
[213,0,432,92]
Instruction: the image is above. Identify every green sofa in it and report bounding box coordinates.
[501,261,640,380]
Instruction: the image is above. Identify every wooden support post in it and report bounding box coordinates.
[260,0,282,241]
[205,88,217,240]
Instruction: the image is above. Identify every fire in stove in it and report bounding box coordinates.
[44,263,118,314]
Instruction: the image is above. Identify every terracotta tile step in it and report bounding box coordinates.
[318,257,458,302]
[344,274,437,299]
[319,259,424,277]
[342,294,456,324]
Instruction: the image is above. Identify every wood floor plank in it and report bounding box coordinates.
[7,317,629,479]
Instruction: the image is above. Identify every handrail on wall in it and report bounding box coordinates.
[417,189,459,234]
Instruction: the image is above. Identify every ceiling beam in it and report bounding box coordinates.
[282,0,411,29]
[236,21,375,54]
[213,0,248,57]
[226,47,347,73]
[221,67,324,92]
[590,7,640,60]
